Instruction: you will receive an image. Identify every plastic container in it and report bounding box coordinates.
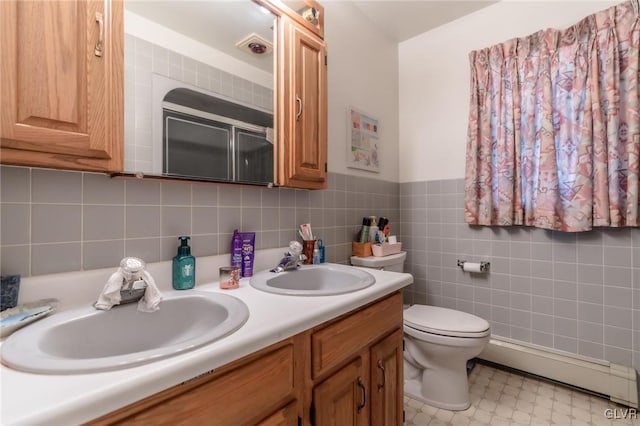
[172,236,196,290]
[372,242,402,257]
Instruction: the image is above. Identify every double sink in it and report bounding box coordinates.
[1,264,374,374]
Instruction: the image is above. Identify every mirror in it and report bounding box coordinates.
[123,1,276,185]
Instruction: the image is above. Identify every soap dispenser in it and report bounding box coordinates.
[172,236,196,290]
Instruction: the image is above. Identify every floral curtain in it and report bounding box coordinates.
[465,1,640,232]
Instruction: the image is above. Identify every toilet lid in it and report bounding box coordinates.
[404,305,490,338]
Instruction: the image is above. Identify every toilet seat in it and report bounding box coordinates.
[404,305,490,338]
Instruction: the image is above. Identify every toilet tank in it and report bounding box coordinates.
[350,251,407,273]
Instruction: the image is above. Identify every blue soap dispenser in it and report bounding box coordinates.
[172,236,195,290]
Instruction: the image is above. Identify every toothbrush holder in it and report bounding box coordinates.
[302,240,315,264]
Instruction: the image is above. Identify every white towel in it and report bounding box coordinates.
[94,271,124,310]
[137,270,162,313]
[94,267,162,312]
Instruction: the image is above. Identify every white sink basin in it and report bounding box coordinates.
[1,291,249,374]
[250,263,375,296]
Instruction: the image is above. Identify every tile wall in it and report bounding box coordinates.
[124,34,274,173]
[399,178,640,370]
[0,166,398,278]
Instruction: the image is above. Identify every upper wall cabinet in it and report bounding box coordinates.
[272,0,327,189]
[277,13,327,190]
[0,0,124,172]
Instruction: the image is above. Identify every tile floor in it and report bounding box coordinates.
[404,362,638,426]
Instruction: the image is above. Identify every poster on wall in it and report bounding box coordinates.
[347,106,380,173]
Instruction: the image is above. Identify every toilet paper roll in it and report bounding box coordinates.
[462,262,483,273]
[388,235,397,244]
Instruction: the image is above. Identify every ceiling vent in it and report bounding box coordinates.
[236,33,273,56]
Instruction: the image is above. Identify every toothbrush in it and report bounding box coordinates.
[300,223,313,240]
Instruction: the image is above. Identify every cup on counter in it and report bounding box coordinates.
[1,275,20,311]
[302,240,315,265]
[219,266,240,289]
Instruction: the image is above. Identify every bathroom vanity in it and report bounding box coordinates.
[0,262,412,425]
[89,292,403,426]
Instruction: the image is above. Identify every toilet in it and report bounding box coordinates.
[350,251,491,411]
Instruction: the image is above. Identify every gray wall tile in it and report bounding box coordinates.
[399,177,640,371]
[125,238,161,263]
[83,206,124,241]
[192,184,218,206]
[0,245,29,276]
[1,166,30,202]
[83,240,125,270]
[32,169,81,203]
[125,180,160,205]
[604,247,632,267]
[1,204,29,245]
[192,207,218,234]
[32,243,81,275]
[162,181,191,205]
[32,204,81,243]
[83,173,124,204]
[126,206,161,238]
[161,206,191,237]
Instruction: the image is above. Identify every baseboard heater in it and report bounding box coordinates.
[478,336,638,408]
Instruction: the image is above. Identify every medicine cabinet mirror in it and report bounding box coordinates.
[123,0,277,185]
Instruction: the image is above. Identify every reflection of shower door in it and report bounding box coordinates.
[234,128,273,184]
[163,111,231,181]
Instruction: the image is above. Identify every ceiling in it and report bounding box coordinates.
[351,1,497,43]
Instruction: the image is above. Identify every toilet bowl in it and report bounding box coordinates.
[350,252,491,411]
[403,304,490,410]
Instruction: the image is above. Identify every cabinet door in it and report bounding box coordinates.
[370,329,404,426]
[0,0,123,172]
[313,356,368,426]
[278,15,327,189]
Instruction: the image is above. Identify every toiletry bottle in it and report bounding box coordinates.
[172,236,195,290]
[313,241,320,264]
[317,239,325,263]
[231,230,243,276]
[359,217,371,243]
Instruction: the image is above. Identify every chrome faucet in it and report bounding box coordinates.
[271,241,307,273]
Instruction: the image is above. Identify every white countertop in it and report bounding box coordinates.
[0,265,412,425]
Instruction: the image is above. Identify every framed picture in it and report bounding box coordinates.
[347,106,380,173]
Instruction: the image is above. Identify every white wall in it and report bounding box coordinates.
[324,2,399,182]
[398,1,617,183]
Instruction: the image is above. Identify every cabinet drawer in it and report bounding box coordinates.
[311,292,402,378]
[105,343,295,425]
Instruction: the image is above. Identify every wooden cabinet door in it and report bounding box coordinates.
[370,329,404,426]
[278,15,327,189]
[313,356,368,426]
[0,0,123,172]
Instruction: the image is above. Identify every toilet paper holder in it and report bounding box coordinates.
[457,260,490,273]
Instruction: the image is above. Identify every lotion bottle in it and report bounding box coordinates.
[172,236,195,290]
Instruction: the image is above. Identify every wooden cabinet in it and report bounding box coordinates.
[0,0,123,172]
[370,329,404,426]
[313,356,368,426]
[88,336,304,426]
[310,292,403,425]
[88,292,403,426]
[276,11,327,190]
